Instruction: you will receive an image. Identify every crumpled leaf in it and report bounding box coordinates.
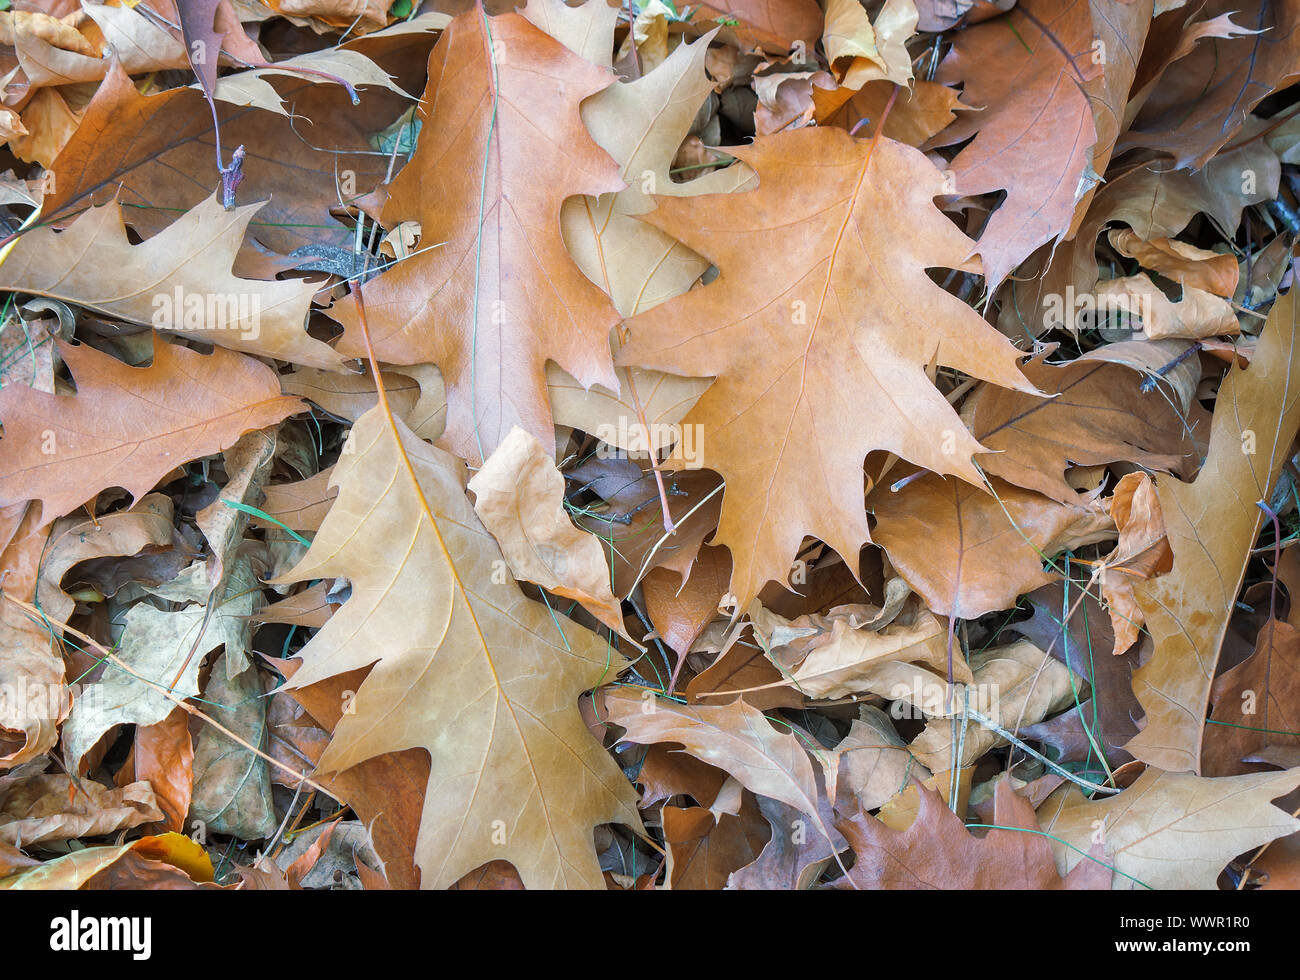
[822,0,917,87]
[0,503,69,768]
[1095,275,1239,341]
[62,560,257,773]
[907,640,1082,773]
[745,598,970,701]
[1095,472,1172,656]
[0,773,162,847]
[604,687,838,849]
[328,9,625,465]
[188,654,277,840]
[1108,228,1240,297]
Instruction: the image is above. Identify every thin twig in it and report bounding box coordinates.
[0,592,333,797]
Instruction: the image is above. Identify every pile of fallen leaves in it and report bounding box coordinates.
[0,0,1299,892]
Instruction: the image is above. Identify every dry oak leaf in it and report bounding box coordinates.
[189,653,277,840]
[725,794,842,890]
[962,340,1208,506]
[833,778,1111,889]
[617,126,1035,609]
[34,493,177,628]
[821,0,918,88]
[518,0,620,67]
[0,194,341,370]
[870,470,1114,618]
[0,503,68,768]
[60,572,255,775]
[1008,128,1277,338]
[907,639,1080,773]
[270,656,429,890]
[569,459,723,597]
[815,79,964,146]
[1127,288,1300,773]
[663,801,770,890]
[254,467,339,535]
[1038,766,1300,889]
[277,404,642,889]
[44,61,403,255]
[261,0,393,32]
[689,0,823,51]
[132,706,194,834]
[7,2,262,92]
[831,704,930,813]
[934,0,1101,290]
[204,46,407,117]
[1203,619,1300,777]
[329,9,624,465]
[1065,0,1154,235]
[177,0,229,103]
[469,425,627,638]
[0,8,100,92]
[281,365,446,441]
[643,544,732,656]
[0,339,304,522]
[684,627,808,711]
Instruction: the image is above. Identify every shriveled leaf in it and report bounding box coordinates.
[469,426,626,637]
[908,640,1082,773]
[604,686,839,850]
